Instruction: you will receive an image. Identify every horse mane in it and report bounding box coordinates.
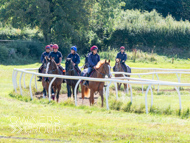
[96,60,110,69]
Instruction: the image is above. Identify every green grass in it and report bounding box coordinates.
[0,53,190,142]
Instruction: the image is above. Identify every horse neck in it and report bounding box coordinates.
[116,63,123,71]
[94,65,104,78]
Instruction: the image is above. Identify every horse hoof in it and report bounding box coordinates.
[51,95,55,100]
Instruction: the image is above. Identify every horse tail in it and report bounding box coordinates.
[81,84,90,99]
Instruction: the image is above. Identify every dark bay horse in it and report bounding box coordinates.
[46,57,64,102]
[65,58,80,98]
[81,60,111,107]
[114,58,131,93]
[41,57,50,98]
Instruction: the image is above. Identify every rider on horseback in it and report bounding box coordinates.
[113,46,129,72]
[67,46,81,74]
[37,45,51,81]
[49,44,65,73]
[83,45,100,86]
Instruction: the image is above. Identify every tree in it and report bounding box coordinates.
[0,0,92,44]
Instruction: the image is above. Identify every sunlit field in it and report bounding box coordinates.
[0,53,190,142]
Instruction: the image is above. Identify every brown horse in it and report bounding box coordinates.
[41,57,50,98]
[114,58,130,93]
[45,57,64,102]
[81,60,111,107]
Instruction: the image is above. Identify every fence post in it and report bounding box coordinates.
[23,73,26,88]
[145,85,151,114]
[155,73,159,93]
[14,71,18,93]
[48,77,56,102]
[74,79,81,106]
[19,72,23,96]
[138,75,143,94]
[106,82,112,110]
[29,74,34,100]
[175,87,182,111]
[176,73,181,90]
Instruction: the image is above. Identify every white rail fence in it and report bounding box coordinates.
[12,68,190,114]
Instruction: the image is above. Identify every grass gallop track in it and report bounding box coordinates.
[1,56,190,142]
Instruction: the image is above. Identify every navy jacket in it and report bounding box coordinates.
[49,51,63,64]
[40,51,50,63]
[116,52,127,63]
[67,53,80,65]
[88,52,100,67]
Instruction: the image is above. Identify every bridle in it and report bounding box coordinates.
[95,63,111,78]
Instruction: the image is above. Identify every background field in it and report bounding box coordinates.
[1,53,190,142]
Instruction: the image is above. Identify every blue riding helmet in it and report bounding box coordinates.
[71,46,77,52]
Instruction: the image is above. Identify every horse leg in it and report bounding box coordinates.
[89,90,94,106]
[99,89,104,107]
[72,85,75,99]
[81,84,84,104]
[118,83,121,90]
[67,84,71,98]
[56,85,61,103]
[43,88,46,98]
[52,87,56,100]
[124,83,128,93]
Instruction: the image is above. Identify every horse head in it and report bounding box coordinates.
[65,58,74,73]
[45,57,58,74]
[96,59,112,78]
[115,58,122,72]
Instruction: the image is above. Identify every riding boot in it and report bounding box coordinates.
[37,68,42,81]
[83,73,89,86]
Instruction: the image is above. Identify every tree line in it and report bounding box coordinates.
[0,0,190,61]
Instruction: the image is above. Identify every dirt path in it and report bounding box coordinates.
[35,92,100,106]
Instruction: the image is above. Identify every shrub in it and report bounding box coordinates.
[0,46,9,61]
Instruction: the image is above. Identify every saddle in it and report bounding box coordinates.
[81,69,95,77]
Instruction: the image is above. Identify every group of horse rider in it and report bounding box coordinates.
[38,44,129,85]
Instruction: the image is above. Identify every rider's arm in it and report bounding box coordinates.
[116,53,119,59]
[40,53,44,63]
[58,52,63,65]
[123,54,127,62]
[88,55,95,67]
[75,55,80,65]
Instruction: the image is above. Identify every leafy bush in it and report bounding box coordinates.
[0,46,9,61]
[109,10,190,57]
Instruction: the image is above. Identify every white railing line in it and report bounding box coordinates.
[111,77,180,84]
[22,67,190,72]
[13,68,190,87]
[112,71,190,76]
[13,68,189,114]
[131,67,190,72]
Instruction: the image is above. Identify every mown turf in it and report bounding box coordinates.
[0,56,190,142]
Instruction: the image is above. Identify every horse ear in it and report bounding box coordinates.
[108,59,110,63]
[119,59,121,62]
[105,59,107,63]
[50,57,53,61]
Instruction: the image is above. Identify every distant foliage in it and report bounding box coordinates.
[109,10,190,55]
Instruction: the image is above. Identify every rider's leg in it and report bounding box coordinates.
[83,67,92,86]
[58,65,66,83]
[75,65,81,74]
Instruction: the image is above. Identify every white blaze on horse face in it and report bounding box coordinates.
[46,62,50,74]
